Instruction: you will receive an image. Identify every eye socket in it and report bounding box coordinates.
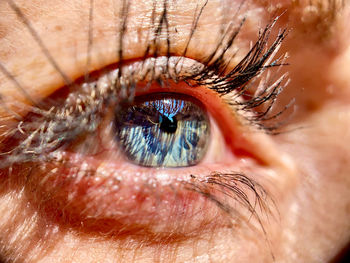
[114,93,210,168]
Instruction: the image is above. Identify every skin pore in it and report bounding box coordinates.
[0,0,349,262]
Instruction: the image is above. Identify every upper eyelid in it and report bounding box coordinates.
[0,0,287,133]
[0,11,288,162]
[0,45,287,170]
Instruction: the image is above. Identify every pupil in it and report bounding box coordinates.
[159,115,177,133]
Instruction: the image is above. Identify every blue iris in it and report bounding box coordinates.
[115,94,210,167]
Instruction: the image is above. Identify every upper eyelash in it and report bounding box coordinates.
[184,18,290,131]
[0,7,289,167]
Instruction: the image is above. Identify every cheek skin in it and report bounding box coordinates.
[276,106,350,262]
[271,5,350,262]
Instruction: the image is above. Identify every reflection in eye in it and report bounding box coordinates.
[115,93,210,167]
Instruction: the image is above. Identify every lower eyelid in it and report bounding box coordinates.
[18,92,287,237]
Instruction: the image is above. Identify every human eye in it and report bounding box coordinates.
[5,0,350,263]
[0,21,290,235]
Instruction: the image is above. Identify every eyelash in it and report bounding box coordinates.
[0,14,288,169]
[0,2,287,251]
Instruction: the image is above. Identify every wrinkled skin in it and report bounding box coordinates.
[0,0,349,262]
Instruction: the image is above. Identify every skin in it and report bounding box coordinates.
[0,0,349,262]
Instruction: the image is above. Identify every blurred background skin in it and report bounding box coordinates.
[0,0,349,262]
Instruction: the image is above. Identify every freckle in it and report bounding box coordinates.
[305,100,321,111]
[55,25,63,32]
[137,27,143,41]
[0,27,7,39]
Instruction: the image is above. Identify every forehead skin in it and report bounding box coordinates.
[0,0,349,263]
